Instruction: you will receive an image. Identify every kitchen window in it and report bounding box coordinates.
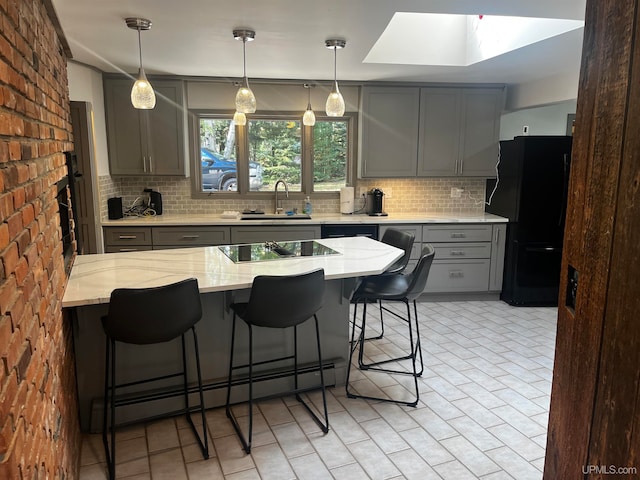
[190,111,355,197]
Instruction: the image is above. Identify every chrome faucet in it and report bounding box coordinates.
[274,179,289,214]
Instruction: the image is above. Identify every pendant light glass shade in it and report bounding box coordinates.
[233,111,247,126]
[325,81,345,117]
[235,77,256,114]
[303,83,316,126]
[233,29,257,113]
[131,68,156,109]
[325,39,346,117]
[126,18,156,109]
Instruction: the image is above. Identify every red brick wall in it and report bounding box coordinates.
[0,0,80,478]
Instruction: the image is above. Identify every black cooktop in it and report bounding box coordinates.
[219,240,341,263]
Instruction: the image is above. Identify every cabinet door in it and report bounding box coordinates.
[105,79,146,174]
[360,87,420,177]
[417,88,460,176]
[459,88,503,177]
[146,81,186,175]
[105,77,187,176]
[489,223,507,291]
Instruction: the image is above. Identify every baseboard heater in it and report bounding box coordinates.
[89,361,336,432]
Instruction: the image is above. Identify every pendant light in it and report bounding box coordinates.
[303,83,316,126]
[233,111,247,126]
[233,29,256,113]
[125,18,156,109]
[325,39,346,117]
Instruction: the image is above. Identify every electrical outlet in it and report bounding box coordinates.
[385,187,392,198]
[358,187,368,197]
[450,187,463,198]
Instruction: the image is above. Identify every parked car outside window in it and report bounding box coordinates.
[201,148,263,191]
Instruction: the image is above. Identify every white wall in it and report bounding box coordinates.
[506,70,579,111]
[67,62,110,176]
[500,99,577,140]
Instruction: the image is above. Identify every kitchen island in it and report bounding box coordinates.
[64,236,403,431]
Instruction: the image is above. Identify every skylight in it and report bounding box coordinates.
[363,13,585,67]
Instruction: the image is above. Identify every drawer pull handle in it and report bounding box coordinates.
[450,250,466,256]
[119,248,139,252]
[182,235,200,239]
[450,233,466,238]
[449,270,464,278]
[118,235,138,239]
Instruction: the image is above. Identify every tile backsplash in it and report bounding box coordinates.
[99,176,487,220]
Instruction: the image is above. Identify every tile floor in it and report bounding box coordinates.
[78,300,557,480]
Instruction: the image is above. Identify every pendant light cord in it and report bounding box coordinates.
[137,28,144,70]
[243,38,247,79]
[333,46,337,85]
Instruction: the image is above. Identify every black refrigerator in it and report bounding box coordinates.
[486,135,572,306]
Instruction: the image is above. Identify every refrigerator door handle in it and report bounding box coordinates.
[559,153,570,226]
[526,246,561,253]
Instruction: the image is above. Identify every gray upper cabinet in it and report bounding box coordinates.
[418,87,503,177]
[360,87,420,177]
[104,77,187,176]
[417,88,460,176]
[360,85,503,178]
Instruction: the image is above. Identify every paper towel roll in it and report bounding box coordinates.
[340,186,355,214]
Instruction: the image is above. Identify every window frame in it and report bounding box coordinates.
[189,109,357,200]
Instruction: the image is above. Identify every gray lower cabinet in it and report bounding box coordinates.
[381,223,505,295]
[103,227,153,253]
[104,77,187,176]
[489,224,507,291]
[230,226,321,244]
[152,227,231,249]
[104,223,506,295]
[104,226,231,251]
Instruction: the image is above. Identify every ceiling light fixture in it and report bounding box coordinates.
[303,83,316,126]
[126,17,156,109]
[233,29,257,113]
[325,39,346,117]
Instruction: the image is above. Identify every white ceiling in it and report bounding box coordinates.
[52,0,586,86]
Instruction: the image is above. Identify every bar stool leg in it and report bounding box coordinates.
[185,328,209,458]
[225,314,253,454]
[102,336,115,480]
[314,315,330,433]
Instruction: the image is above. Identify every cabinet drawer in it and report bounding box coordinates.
[231,226,321,244]
[379,224,423,242]
[152,227,231,247]
[424,259,490,293]
[105,245,153,253]
[432,243,491,259]
[423,225,492,242]
[104,227,152,246]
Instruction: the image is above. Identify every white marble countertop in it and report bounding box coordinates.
[62,237,403,308]
[101,212,508,227]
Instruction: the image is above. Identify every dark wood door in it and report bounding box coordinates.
[544,1,640,478]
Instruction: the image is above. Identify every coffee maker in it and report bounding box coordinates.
[366,188,388,216]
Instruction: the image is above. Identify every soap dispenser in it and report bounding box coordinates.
[303,196,312,215]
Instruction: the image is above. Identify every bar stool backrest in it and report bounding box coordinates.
[404,245,436,301]
[381,228,415,274]
[104,278,202,345]
[244,268,325,328]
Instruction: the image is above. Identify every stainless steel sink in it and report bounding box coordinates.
[240,214,311,220]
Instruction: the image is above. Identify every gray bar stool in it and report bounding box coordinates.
[225,268,329,454]
[101,278,209,480]
[346,245,435,407]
